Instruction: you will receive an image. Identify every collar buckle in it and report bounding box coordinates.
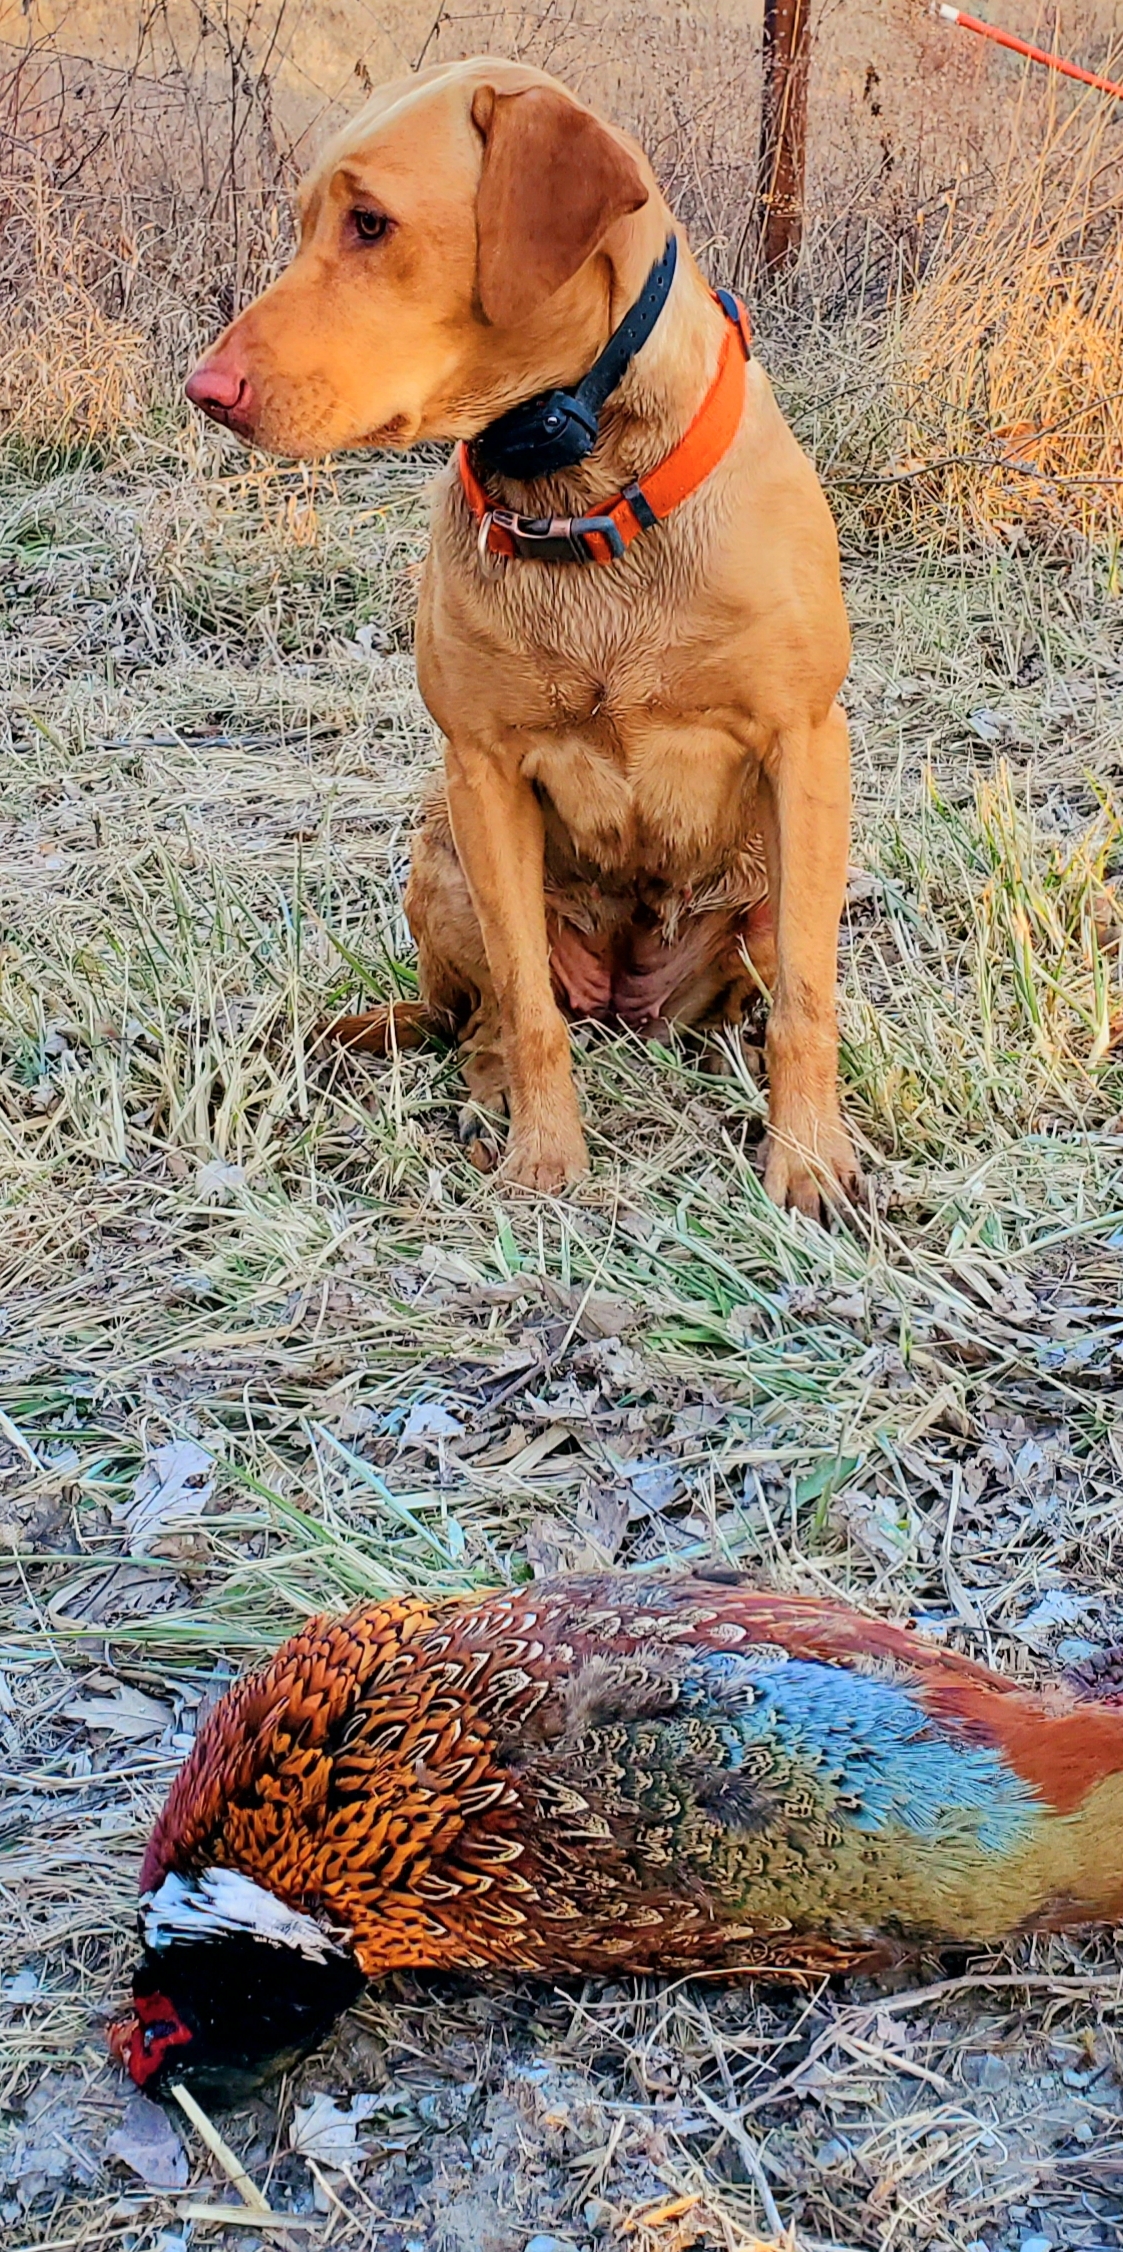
[569,513,627,562]
[486,507,626,565]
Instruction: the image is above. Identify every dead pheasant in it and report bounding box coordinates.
[112,1573,1123,2099]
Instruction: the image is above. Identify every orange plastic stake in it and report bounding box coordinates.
[936,4,1123,101]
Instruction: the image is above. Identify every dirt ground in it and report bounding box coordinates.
[2,372,1123,2250]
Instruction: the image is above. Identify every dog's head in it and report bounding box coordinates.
[186,59,665,457]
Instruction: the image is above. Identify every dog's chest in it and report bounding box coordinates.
[426,503,763,877]
[500,574,756,873]
[523,695,753,879]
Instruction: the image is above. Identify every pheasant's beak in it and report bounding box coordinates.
[107,2012,138,2067]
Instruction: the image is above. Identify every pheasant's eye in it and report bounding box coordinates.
[143,2019,179,2048]
[352,208,390,245]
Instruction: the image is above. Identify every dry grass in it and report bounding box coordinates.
[7,0,1123,546]
[866,88,1123,549]
[4,5,1123,2249]
[3,424,1123,2251]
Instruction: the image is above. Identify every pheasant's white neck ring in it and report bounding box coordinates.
[141,1867,348,1962]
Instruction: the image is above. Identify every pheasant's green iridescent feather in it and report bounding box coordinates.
[516,1649,1041,1951]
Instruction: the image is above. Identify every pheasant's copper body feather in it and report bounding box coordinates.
[141,1575,1123,1983]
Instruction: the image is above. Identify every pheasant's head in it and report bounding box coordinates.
[110,1868,365,2101]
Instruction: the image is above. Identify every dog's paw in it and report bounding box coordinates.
[458,1105,503,1174]
[501,1120,590,1194]
[700,1028,764,1083]
[762,1119,864,1222]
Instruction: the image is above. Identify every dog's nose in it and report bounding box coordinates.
[186,352,255,432]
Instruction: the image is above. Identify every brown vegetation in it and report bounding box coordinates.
[3,0,1123,543]
[3,9,1123,2252]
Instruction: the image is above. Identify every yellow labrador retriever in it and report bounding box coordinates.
[186,57,860,1216]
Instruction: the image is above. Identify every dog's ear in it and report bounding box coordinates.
[472,84,648,329]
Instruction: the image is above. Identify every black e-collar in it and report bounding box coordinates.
[474,235,679,483]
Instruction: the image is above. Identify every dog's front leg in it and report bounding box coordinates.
[759,704,862,1219]
[444,736,589,1192]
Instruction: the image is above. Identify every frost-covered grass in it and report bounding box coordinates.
[3,412,1123,2250]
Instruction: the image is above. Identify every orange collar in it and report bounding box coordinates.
[458,291,751,566]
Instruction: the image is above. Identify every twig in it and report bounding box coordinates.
[836,2031,953,2094]
[412,2,446,69]
[0,1405,45,1470]
[172,2082,272,2213]
[178,2207,321,2233]
[693,2085,786,2238]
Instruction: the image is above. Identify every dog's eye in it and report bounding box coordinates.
[352,208,389,245]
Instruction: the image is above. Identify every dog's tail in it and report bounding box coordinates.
[317,1001,450,1055]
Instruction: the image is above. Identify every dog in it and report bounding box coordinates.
[186,57,861,1218]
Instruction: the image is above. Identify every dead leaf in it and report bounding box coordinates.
[574,1483,629,1561]
[1013,1590,1092,1647]
[845,866,880,904]
[417,1244,485,1287]
[0,2071,99,2207]
[579,1291,640,1339]
[120,1439,215,1551]
[488,1339,547,1385]
[47,1561,185,1625]
[290,2092,382,2168]
[63,1683,173,1739]
[524,1514,586,1577]
[525,1380,598,1424]
[573,1336,651,1392]
[616,1457,682,1515]
[835,1486,919,1568]
[542,1280,639,1339]
[524,1485,629,1575]
[334,1402,378,1438]
[968,704,1020,748]
[398,1400,462,1445]
[107,2093,189,2189]
[194,1158,245,1201]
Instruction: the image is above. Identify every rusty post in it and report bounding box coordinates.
[757,0,811,274]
